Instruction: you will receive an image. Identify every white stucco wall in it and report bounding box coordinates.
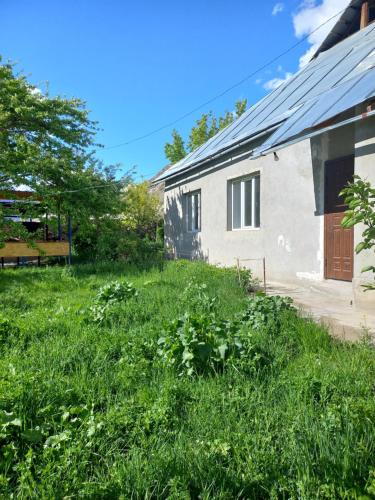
[353,115,375,309]
[164,139,324,283]
[164,120,374,303]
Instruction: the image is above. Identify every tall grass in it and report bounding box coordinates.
[0,260,374,498]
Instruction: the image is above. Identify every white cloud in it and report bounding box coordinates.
[272,3,285,16]
[255,78,263,85]
[263,72,293,90]
[293,0,349,67]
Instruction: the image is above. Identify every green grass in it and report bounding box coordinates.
[0,260,374,499]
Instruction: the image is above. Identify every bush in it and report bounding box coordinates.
[89,280,138,324]
[95,280,138,305]
[241,293,296,333]
[157,313,268,376]
[158,283,271,376]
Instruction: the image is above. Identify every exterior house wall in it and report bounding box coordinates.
[353,115,375,310]
[165,139,324,282]
[164,120,374,302]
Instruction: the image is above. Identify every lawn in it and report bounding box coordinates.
[0,260,374,498]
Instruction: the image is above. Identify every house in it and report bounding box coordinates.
[155,0,375,310]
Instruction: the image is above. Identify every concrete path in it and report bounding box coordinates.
[267,280,375,342]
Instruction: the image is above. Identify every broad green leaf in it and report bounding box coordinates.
[361,265,375,273]
[21,429,44,443]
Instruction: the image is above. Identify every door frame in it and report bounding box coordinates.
[323,155,354,281]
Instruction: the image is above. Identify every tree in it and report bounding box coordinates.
[165,98,248,163]
[74,180,163,263]
[188,112,216,152]
[0,59,125,246]
[341,176,375,291]
[164,129,186,164]
[122,181,162,237]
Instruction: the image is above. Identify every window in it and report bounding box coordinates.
[231,174,260,229]
[186,191,200,232]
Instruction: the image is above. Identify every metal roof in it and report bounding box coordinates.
[157,19,375,182]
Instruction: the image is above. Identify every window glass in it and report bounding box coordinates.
[186,191,200,232]
[231,174,260,229]
[254,175,260,228]
[244,179,253,227]
[232,182,242,229]
[193,193,199,231]
[187,195,193,232]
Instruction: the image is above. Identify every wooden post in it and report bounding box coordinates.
[68,214,72,266]
[361,1,369,29]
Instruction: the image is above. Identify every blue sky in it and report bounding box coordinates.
[0,0,347,180]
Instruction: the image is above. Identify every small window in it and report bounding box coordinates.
[231,174,260,229]
[186,191,201,232]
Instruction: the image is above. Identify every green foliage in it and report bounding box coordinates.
[0,313,19,347]
[188,112,218,152]
[74,181,163,264]
[164,99,248,163]
[341,176,375,291]
[89,280,138,324]
[0,59,126,246]
[0,260,374,498]
[95,280,138,305]
[236,266,259,293]
[158,287,292,377]
[157,314,266,377]
[164,129,186,164]
[122,181,162,236]
[241,293,296,333]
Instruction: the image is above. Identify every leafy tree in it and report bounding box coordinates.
[74,180,163,263]
[122,181,162,237]
[164,129,186,164]
[0,59,125,246]
[165,98,248,162]
[235,99,247,118]
[341,176,375,291]
[188,112,216,152]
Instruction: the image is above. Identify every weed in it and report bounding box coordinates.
[0,261,373,498]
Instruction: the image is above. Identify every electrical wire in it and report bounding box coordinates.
[103,6,347,151]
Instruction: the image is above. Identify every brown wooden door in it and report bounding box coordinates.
[324,156,354,281]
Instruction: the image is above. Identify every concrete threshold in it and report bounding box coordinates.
[266,280,375,342]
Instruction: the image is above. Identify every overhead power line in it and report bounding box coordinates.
[103,6,347,151]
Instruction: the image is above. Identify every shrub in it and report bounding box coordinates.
[241,293,296,333]
[180,281,217,316]
[157,313,268,376]
[90,280,138,324]
[95,280,138,305]
[236,266,259,293]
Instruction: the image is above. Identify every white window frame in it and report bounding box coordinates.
[186,190,201,233]
[231,174,260,230]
